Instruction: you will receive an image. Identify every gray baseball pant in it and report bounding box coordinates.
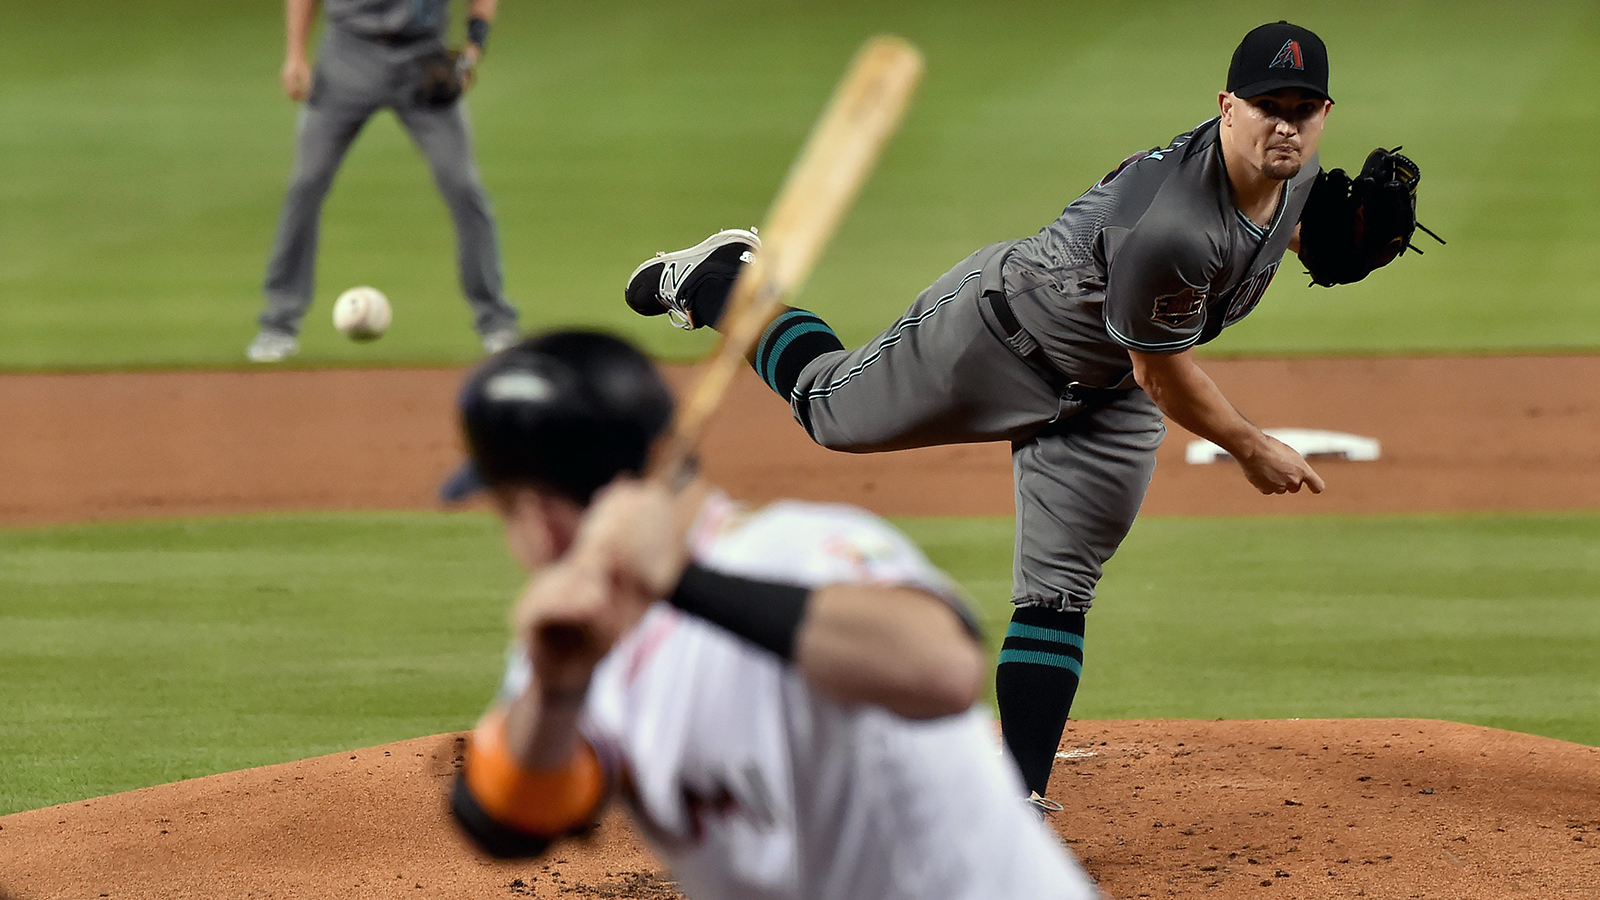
[790,242,1165,611]
[260,28,517,337]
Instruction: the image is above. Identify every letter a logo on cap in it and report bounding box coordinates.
[1270,39,1304,70]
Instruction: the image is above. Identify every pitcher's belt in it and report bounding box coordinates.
[983,290,1132,405]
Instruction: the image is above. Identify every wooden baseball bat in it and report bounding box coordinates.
[648,35,924,483]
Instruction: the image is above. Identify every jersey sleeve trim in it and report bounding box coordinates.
[1104,317,1202,353]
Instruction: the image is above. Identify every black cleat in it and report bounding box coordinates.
[624,228,760,329]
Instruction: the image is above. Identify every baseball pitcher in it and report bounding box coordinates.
[624,22,1437,803]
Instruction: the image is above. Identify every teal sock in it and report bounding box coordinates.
[752,308,844,399]
[995,606,1085,796]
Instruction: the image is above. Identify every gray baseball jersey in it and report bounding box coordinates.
[323,0,450,39]
[1005,116,1317,390]
[259,0,519,340]
[788,118,1312,611]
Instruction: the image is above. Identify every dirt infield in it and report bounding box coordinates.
[3,355,1599,899]
[4,355,1600,527]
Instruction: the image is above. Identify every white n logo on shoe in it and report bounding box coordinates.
[661,260,691,299]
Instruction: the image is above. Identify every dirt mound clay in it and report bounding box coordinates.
[2,720,1596,900]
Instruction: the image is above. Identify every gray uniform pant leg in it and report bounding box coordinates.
[793,244,1063,451]
[792,243,1165,611]
[1012,391,1164,612]
[260,102,372,334]
[393,101,518,334]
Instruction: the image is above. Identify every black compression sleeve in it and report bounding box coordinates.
[668,564,810,659]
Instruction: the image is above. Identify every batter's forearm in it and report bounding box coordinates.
[664,563,981,717]
[468,0,498,23]
[795,585,984,720]
[504,685,589,771]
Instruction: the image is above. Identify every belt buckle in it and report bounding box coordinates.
[1065,382,1102,404]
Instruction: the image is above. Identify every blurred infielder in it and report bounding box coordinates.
[625,22,1433,802]
[248,0,519,362]
[443,330,1101,899]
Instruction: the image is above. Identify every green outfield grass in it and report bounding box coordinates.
[0,514,520,816]
[4,510,1597,815]
[900,515,1600,740]
[3,0,1598,369]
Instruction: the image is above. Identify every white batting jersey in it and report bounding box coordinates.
[498,495,1099,900]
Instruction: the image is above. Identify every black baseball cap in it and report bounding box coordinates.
[439,330,674,505]
[1227,21,1331,102]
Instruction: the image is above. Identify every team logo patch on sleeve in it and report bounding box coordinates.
[1150,287,1206,327]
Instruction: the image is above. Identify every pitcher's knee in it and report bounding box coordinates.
[795,411,883,453]
[811,430,860,452]
[791,400,848,451]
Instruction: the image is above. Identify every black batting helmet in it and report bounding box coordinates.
[439,330,674,505]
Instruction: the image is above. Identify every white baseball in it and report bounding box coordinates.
[332,286,392,342]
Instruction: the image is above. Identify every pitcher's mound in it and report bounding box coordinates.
[3,719,1596,900]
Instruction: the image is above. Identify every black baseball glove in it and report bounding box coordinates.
[1297,147,1444,287]
[415,48,470,107]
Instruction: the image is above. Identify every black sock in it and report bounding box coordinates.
[680,241,755,329]
[995,606,1085,797]
[750,307,844,399]
[685,267,738,328]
